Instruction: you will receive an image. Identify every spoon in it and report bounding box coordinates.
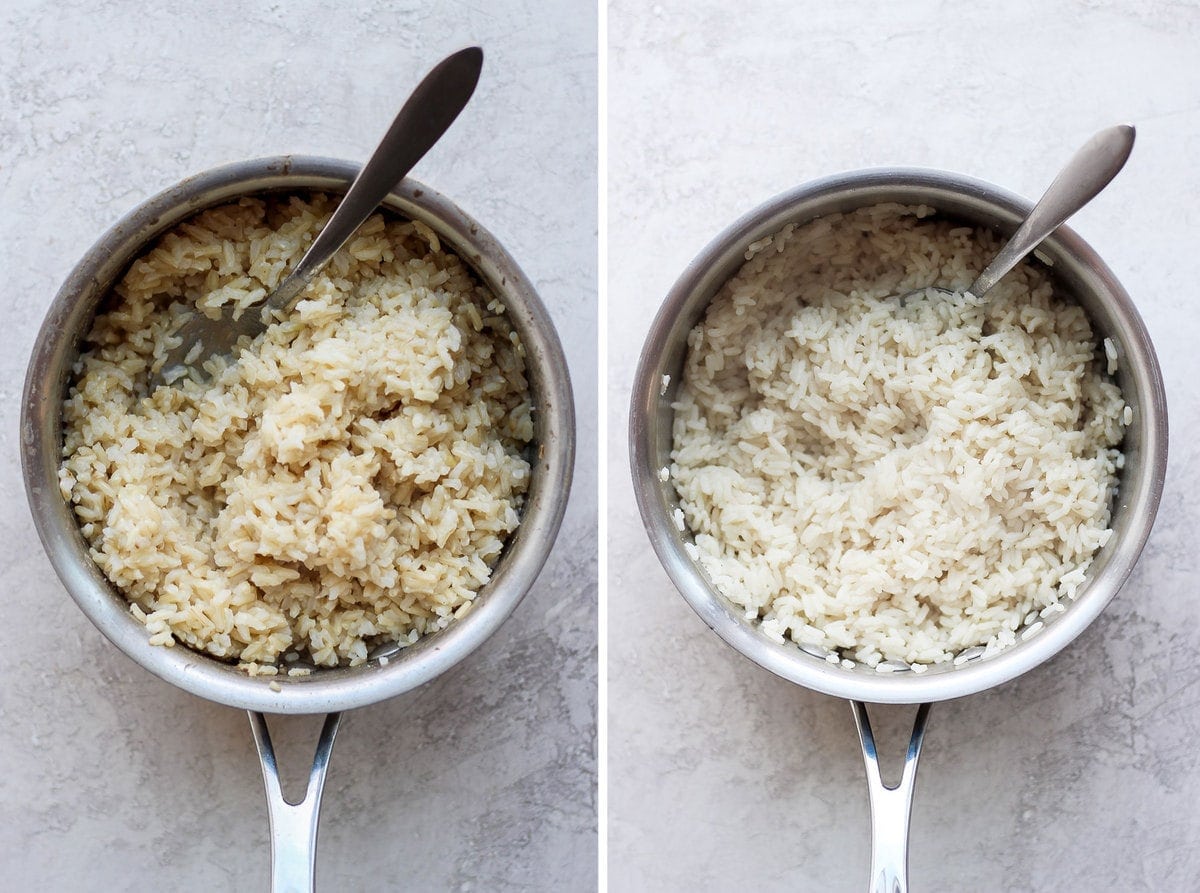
[898,123,1135,308]
[150,46,484,389]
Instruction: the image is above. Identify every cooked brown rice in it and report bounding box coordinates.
[60,194,533,672]
[670,204,1126,667]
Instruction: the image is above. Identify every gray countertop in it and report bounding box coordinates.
[0,2,597,890]
[608,1,1200,890]
[9,1,1200,889]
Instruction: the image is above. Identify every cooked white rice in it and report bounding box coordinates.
[671,204,1126,667]
[60,195,533,671]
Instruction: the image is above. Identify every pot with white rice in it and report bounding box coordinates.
[23,156,574,890]
[630,168,1166,890]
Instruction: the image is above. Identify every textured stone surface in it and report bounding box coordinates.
[608,2,1200,890]
[0,1,596,890]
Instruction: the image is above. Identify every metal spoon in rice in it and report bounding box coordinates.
[898,124,1135,310]
[148,46,484,390]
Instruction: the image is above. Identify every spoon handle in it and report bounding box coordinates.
[264,46,484,317]
[968,124,1135,299]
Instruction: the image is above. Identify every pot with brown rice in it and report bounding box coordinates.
[22,157,575,890]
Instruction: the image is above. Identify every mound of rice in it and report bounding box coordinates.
[670,204,1126,667]
[60,194,533,673]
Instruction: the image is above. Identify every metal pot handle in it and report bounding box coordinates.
[850,701,931,893]
[248,711,343,893]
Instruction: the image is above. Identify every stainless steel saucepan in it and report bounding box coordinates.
[629,168,1167,892]
[22,157,575,892]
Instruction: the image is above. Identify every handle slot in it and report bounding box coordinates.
[249,711,343,893]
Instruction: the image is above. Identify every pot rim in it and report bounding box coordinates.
[629,166,1168,704]
[22,155,575,714]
